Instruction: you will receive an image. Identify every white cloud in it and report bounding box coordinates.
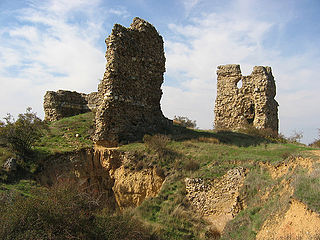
[182,0,201,16]
[162,5,320,144]
[0,0,107,119]
[109,7,130,18]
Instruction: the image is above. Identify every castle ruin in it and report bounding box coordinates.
[44,90,100,121]
[94,17,172,146]
[214,64,279,131]
[44,18,172,145]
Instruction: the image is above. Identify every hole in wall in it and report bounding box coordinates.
[237,80,242,89]
[246,104,255,125]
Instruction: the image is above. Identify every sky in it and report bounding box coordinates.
[0,0,319,144]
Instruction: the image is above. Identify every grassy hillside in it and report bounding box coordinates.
[119,132,315,239]
[36,112,95,153]
[1,113,319,239]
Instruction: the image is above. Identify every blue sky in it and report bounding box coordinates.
[0,0,320,144]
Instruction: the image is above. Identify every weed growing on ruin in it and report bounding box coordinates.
[238,124,285,143]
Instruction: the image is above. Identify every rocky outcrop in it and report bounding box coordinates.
[94,17,172,147]
[44,90,100,121]
[38,147,164,210]
[185,167,246,233]
[214,64,279,132]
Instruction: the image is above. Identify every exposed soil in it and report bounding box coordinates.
[256,150,320,240]
[256,199,320,240]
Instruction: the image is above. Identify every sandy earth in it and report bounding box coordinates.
[256,150,320,240]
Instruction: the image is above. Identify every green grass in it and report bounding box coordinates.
[1,113,318,239]
[120,132,312,239]
[294,164,320,213]
[220,166,289,240]
[0,179,39,197]
[36,112,94,153]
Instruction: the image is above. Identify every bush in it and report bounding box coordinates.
[184,159,200,171]
[143,134,171,158]
[0,181,156,240]
[310,129,320,148]
[239,124,281,141]
[0,108,46,160]
[173,116,197,129]
[287,130,303,143]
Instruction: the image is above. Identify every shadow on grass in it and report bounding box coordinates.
[168,125,268,147]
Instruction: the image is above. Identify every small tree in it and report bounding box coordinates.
[310,129,320,147]
[287,130,303,143]
[173,116,197,129]
[0,108,46,160]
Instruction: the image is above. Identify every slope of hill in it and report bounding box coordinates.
[1,113,319,239]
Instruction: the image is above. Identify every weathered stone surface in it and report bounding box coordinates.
[44,90,99,121]
[94,17,172,146]
[185,167,246,233]
[214,64,279,131]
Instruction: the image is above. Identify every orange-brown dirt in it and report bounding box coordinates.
[256,150,320,240]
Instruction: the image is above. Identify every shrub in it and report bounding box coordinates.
[0,181,155,240]
[0,108,47,160]
[143,134,170,157]
[173,116,197,129]
[239,124,280,141]
[184,159,200,171]
[310,129,320,148]
[287,130,303,143]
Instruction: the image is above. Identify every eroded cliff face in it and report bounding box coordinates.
[113,166,164,210]
[185,167,246,233]
[39,147,165,210]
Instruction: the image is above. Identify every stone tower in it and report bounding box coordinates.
[94,18,172,146]
[214,64,279,131]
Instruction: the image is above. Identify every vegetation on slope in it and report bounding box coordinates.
[36,111,95,153]
[1,111,319,239]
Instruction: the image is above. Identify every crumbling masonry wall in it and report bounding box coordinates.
[94,18,172,146]
[214,64,279,131]
[44,90,99,121]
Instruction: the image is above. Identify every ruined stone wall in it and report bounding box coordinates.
[94,17,172,146]
[44,90,99,121]
[214,64,279,131]
[185,167,246,233]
